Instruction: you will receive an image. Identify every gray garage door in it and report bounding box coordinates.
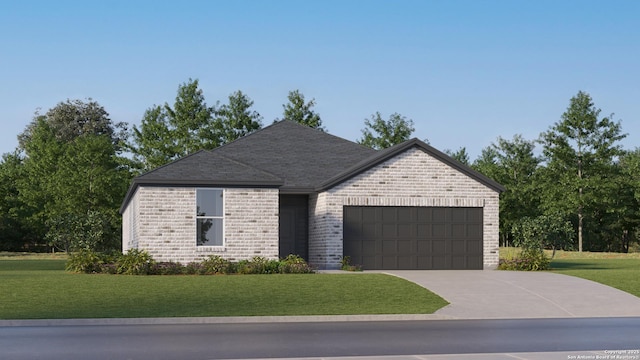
[343,206,483,270]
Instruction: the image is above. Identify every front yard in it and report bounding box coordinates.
[0,255,448,320]
[549,250,640,298]
[501,248,640,298]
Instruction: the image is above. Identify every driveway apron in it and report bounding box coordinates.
[382,270,640,319]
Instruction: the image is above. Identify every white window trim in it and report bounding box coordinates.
[195,188,225,248]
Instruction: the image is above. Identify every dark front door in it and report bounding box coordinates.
[279,195,309,260]
[343,206,483,270]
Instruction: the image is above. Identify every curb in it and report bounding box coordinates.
[0,314,456,327]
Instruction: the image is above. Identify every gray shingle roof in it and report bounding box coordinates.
[133,150,284,186]
[120,120,503,213]
[212,120,376,190]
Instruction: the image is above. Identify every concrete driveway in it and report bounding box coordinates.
[383,270,640,319]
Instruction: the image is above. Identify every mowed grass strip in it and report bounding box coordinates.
[0,260,448,319]
[551,257,640,298]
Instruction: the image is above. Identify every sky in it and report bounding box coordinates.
[1,0,639,160]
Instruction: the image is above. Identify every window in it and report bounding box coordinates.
[196,189,224,246]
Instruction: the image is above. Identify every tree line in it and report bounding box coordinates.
[0,79,415,252]
[0,80,637,254]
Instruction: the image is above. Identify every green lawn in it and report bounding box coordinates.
[501,247,640,298]
[0,258,448,320]
[550,256,640,298]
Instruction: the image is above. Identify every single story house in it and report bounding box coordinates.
[120,120,504,270]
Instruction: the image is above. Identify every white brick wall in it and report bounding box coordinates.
[309,147,500,270]
[122,187,279,263]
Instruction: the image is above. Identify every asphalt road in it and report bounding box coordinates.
[2,318,640,360]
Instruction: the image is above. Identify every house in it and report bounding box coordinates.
[120,120,504,270]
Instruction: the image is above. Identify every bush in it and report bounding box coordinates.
[279,254,315,274]
[116,249,156,275]
[152,261,185,275]
[340,256,362,271]
[66,249,107,273]
[497,252,550,271]
[184,262,204,275]
[65,250,316,275]
[200,255,234,275]
[235,257,280,274]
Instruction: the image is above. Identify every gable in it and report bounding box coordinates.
[318,139,504,193]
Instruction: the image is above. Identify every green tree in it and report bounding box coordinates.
[215,90,263,144]
[473,135,541,246]
[18,99,127,150]
[0,152,37,251]
[444,147,470,165]
[279,90,325,130]
[17,100,130,252]
[539,91,626,251]
[129,79,218,172]
[358,112,415,150]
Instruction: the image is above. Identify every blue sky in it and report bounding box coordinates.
[1,0,638,160]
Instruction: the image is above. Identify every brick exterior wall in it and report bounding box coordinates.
[122,187,279,263]
[309,147,500,270]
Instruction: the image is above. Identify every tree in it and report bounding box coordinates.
[129,79,218,172]
[279,90,325,130]
[18,99,127,151]
[539,91,626,251]
[444,147,470,165]
[17,100,131,252]
[472,135,541,246]
[0,152,37,251]
[215,90,263,144]
[358,112,415,150]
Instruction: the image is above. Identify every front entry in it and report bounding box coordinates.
[279,195,309,260]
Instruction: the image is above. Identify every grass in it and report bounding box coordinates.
[0,257,448,320]
[500,247,640,298]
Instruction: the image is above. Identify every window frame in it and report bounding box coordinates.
[195,188,224,247]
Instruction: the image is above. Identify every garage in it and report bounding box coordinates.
[343,206,483,270]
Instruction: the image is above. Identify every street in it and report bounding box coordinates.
[2,317,639,360]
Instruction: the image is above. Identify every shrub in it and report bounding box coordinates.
[184,262,205,275]
[116,249,156,275]
[279,254,315,274]
[66,249,106,273]
[152,261,185,275]
[200,255,234,275]
[497,252,550,271]
[236,256,280,274]
[340,256,362,272]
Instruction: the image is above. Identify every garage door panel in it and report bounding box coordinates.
[398,224,412,237]
[452,256,467,269]
[382,240,397,254]
[398,256,415,269]
[432,239,447,255]
[382,224,397,237]
[382,208,396,221]
[451,239,466,254]
[417,256,432,269]
[432,256,449,270]
[432,208,448,222]
[343,206,483,270]
[398,239,413,254]
[451,208,468,222]
[452,224,467,237]
[432,224,448,237]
